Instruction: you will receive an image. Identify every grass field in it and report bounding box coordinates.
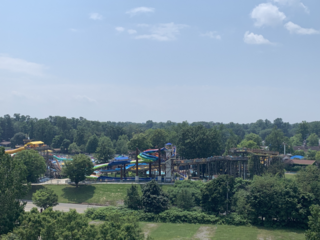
[26,184,173,205]
[285,173,297,180]
[140,222,305,240]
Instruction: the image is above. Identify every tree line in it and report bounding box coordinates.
[1,114,320,162]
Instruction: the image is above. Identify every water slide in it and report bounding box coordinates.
[5,146,26,154]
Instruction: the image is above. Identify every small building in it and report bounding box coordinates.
[284,159,316,167]
[0,141,11,147]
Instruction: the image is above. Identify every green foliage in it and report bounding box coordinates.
[51,135,64,148]
[124,185,141,210]
[290,133,303,146]
[0,147,29,235]
[307,133,319,147]
[63,154,94,187]
[306,205,320,240]
[201,175,235,214]
[14,150,46,183]
[296,166,320,205]
[95,136,115,162]
[10,132,26,148]
[128,133,151,151]
[148,129,168,148]
[265,161,285,177]
[74,126,87,146]
[32,188,58,209]
[176,189,194,210]
[244,133,262,146]
[60,139,71,153]
[86,134,99,153]
[115,135,129,155]
[315,151,320,161]
[265,127,285,152]
[141,180,169,214]
[307,150,317,160]
[68,142,81,153]
[178,125,221,159]
[237,140,260,149]
[167,180,203,206]
[298,121,309,140]
[33,119,55,145]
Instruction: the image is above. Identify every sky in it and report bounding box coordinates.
[0,0,319,124]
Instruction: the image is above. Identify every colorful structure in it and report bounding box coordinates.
[5,141,45,154]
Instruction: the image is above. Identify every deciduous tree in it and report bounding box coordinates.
[32,188,58,209]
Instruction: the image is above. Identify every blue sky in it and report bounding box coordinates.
[0,0,319,123]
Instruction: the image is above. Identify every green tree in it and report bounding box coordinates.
[178,125,221,159]
[290,133,303,146]
[34,119,55,145]
[128,133,152,151]
[307,150,317,160]
[176,189,195,210]
[60,139,71,153]
[244,133,262,146]
[95,136,115,162]
[306,205,320,240]
[86,134,99,153]
[141,180,169,214]
[167,180,203,206]
[298,121,309,140]
[201,175,235,214]
[51,135,64,148]
[115,135,129,155]
[32,188,58,209]
[63,154,94,188]
[74,126,87,146]
[14,150,46,183]
[0,147,29,235]
[10,132,26,148]
[149,129,168,148]
[265,127,285,152]
[124,185,141,210]
[315,151,320,161]
[307,133,319,147]
[293,150,305,157]
[238,140,260,149]
[68,142,81,154]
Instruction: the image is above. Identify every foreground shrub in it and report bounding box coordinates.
[176,189,194,210]
[167,180,203,206]
[124,185,141,210]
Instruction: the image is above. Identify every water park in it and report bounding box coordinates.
[6,140,282,183]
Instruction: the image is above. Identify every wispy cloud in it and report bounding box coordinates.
[0,55,45,76]
[201,31,221,40]
[285,22,319,35]
[127,29,137,35]
[244,32,274,45]
[272,0,309,13]
[134,23,187,41]
[251,3,286,27]
[90,13,103,20]
[115,27,125,32]
[126,7,155,17]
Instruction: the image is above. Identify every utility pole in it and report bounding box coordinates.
[283,142,286,155]
[135,148,139,182]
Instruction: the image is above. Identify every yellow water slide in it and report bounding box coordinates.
[5,141,44,155]
[5,146,26,154]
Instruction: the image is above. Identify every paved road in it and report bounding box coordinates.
[24,201,101,213]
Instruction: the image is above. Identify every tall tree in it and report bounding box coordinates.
[86,134,99,153]
[14,150,46,183]
[0,147,29,235]
[148,129,168,148]
[10,132,26,148]
[95,136,115,162]
[128,133,151,151]
[265,127,285,152]
[115,135,129,155]
[298,121,309,140]
[306,205,320,240]
[60,139,71,153]
[307,133,319,147]
[32,188,58,210]
[63,154,94,187]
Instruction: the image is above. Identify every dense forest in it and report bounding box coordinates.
[1,114,320,161]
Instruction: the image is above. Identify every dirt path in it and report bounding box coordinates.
[143,223,160,239]
[192,226,216,240]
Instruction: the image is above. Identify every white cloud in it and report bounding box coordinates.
[135,23,187,41]
[70,28,78,32]
[126,7,154,17]
[90,13,103,20]
[115,27,125,32]
[244,32,273,45]
[201,31,221,40]
[285,21,319,35]
[251,3,286,27]
[127,29,137,35]
[272,0,309,13]
[0,55,45,76]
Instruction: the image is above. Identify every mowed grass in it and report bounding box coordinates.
[26,184,173,206]
[141,223,305,240]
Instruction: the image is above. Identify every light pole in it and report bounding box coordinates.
[283,142,286,155]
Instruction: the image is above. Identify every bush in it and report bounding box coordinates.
[141,180,169,214]
[167,180,203,206]
[32,188,58,209]
[124,185,141,210]
[176,189,194,210]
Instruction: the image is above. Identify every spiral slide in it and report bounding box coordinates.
[130,148,166,164]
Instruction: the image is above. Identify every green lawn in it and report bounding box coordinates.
[140,223,305,240]
[26,184,173,206]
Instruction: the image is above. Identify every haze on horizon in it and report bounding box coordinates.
[0,0,319,124]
